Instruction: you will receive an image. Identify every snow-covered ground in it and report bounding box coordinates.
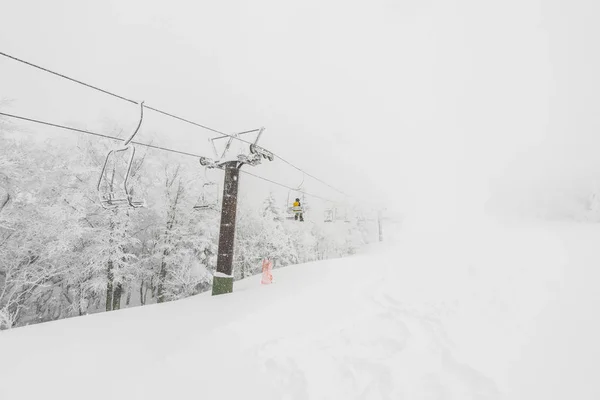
[1,218,599,399]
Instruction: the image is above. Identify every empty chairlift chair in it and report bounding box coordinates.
[194,182,220,211]
[97,102,146,209]
[324,208,334,223]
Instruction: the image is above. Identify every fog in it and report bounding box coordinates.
[2,0,599,225]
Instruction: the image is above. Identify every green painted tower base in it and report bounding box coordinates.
[212,276,233,296]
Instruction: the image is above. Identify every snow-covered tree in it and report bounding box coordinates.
[0,117,368,329]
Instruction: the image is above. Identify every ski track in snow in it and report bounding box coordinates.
[255,270,500,400]
[2,219,599,399]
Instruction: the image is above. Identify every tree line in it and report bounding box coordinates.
[0,120,370,330]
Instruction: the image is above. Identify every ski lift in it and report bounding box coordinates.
[193,163,220,211]
[337,206,352,223]
[323,204,352,223]
[286,196,303,221]
[324,208,334,223]
[97,102,146,209]
[285,174,305,221]
[289,198,304,221]
[193,182,219,211]
[249,142,274,162]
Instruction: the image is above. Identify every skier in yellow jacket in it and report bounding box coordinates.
[292,198,304,222]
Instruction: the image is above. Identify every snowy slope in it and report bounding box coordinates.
[1,219,599,399]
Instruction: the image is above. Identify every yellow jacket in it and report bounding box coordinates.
[293,201,300,207]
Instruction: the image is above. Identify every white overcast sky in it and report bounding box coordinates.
[1,0,599,225]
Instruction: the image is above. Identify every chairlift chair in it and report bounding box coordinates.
[335,206,351,223]
[284,173,307,221]
[286,203,304,220]
[193,182,220,211]
[291,204,303,217]
[97,102,146,209]
[285,207,297,220]
[193,162,220,211]
[285,182,306,221]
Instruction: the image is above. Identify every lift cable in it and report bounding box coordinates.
[0,50,350,198]
[0,110,341,203]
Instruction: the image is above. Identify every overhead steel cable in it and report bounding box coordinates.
[239,170,339,203]
[0,111,340,203]
[274,154,349,198]
[1,111,207,158]
[0,50,259,144]
[0,50,350,198]
[0,51,138,105]
[141,104,259,142]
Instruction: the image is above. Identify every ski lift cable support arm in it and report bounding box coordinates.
[0,111,340,204]
[0,50,350,199]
